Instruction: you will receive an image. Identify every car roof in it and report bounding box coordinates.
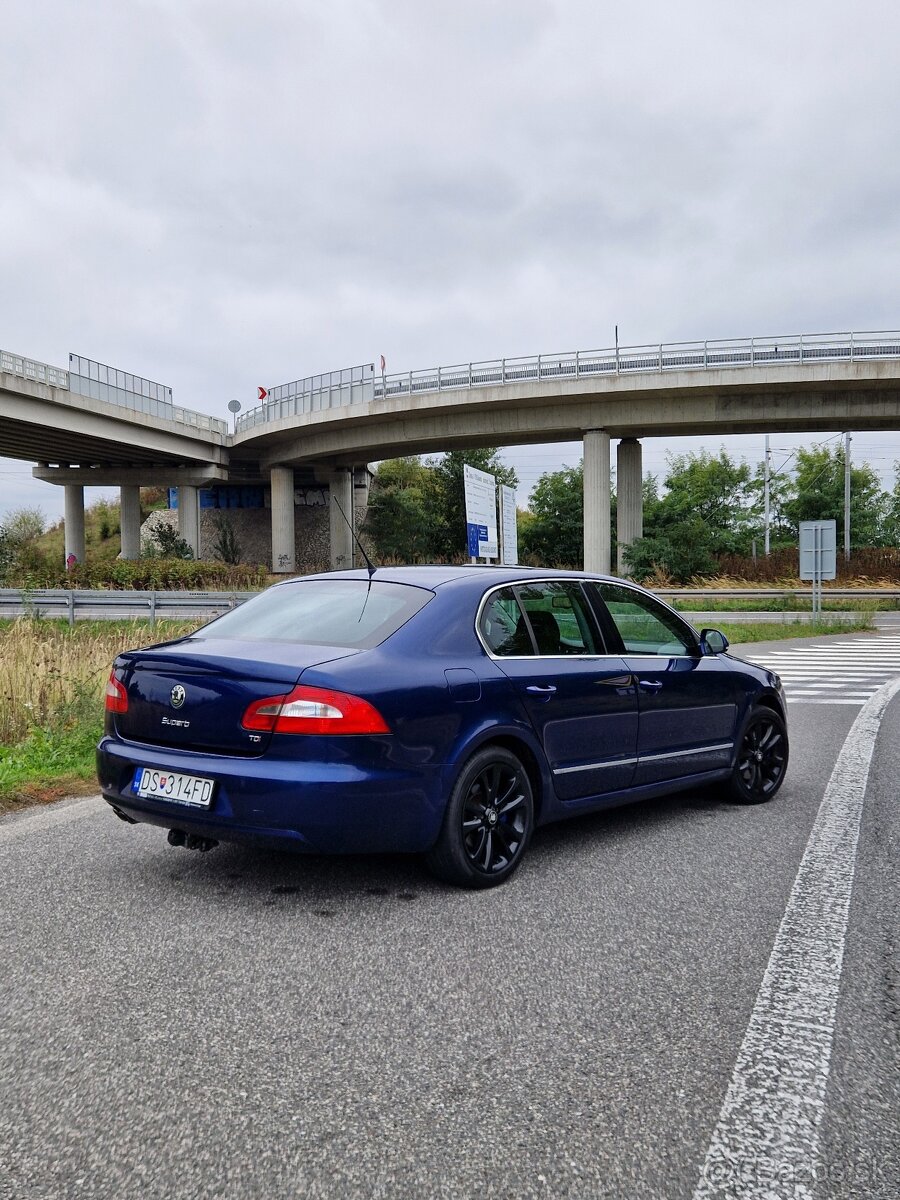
[288,565,621,591]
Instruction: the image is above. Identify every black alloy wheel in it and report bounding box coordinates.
[726,707,789,804]
[425,746,534,888]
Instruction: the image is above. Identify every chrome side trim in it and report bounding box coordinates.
[553,757,638,776]
[639,742,733,763]
[551,742,733,776]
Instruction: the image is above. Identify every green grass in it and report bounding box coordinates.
[671,596,899,613]
[0,618,199,812]
[715,617,875,644]
[0,687,103,807]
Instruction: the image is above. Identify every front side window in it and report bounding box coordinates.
[593,582,697,656]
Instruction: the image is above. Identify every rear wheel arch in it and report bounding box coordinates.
[426,742,536,887]
[478,735,545,824]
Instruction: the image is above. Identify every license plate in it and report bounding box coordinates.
[133,768,215,808]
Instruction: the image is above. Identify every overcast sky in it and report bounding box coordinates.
[3,0,900,522]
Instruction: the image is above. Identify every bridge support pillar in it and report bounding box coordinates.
[616,438,643,576]
[119,485,141,560]
[63,484,85,569]
[270,467,296,574]
[352,468,370,568]
[583,430,611,574]
[329,469,354,571]
[178,485,200,559]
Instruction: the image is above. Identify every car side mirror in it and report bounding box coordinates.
[700,628,729,655]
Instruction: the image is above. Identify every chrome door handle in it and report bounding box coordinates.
[526,685,557,695]
[639,679,663,692]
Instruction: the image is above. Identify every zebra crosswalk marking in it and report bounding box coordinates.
[744,634,900,707]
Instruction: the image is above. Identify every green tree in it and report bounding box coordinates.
[781,445,889,547]
[0,507,48,582]
[520,464,585,567]
[884,461,900,545]
[747,460,795,551]
[625,450,755,581]
[362,457,438,561]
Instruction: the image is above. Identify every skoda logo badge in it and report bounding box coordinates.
[170,685,186,709]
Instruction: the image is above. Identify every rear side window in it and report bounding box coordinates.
[196,580,433,649]
[479,587,531,656]
[479,581,602,656]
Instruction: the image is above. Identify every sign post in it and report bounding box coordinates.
[463,464,498,562]
[799,520,837,620]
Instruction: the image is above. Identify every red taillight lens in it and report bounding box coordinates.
[241,685,390,735]
[105,671,128,714]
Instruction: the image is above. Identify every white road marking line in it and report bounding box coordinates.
[0,796,105,845]
[693,675,900,1199]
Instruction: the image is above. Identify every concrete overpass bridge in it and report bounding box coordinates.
[3,332,900,574]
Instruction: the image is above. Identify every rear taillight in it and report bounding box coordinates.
[105,671,128,714]
[241,684,390,735]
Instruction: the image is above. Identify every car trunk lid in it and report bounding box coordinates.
[112,637,359,756]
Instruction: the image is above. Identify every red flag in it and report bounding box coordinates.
[258,386,268,401]
[380,355,386,372]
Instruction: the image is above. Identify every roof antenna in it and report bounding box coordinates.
[331,486,376,578]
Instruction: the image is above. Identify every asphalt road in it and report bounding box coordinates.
[1,639,898,1199]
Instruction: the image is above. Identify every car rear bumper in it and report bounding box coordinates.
[97,736,446,854]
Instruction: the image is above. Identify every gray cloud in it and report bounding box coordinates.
[3,0,900,518]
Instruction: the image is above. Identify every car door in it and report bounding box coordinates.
[588,581,743,786]
[478,580,639,801]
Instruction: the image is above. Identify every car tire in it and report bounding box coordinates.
[724,706,789,805]
[425,746,534,889]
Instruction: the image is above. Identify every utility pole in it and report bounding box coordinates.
[764,434,771,556]
[843,431,852,564]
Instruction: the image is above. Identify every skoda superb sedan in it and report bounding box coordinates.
[97,567,788,888]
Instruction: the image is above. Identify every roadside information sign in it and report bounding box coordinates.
[500,484,518,565]
[464,464,498,559]
[799,520,837,581]
[799,519,836,618]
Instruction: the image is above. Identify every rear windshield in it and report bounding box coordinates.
[194,580,433,649]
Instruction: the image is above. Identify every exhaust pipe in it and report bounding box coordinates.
[167,828,218,852]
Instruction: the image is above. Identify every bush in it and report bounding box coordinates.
[210,514,243,565]
[2,557,268,591]
[148,523,194,560]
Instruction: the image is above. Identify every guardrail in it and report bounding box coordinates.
[0,587,895,629]
[1,348,228,438]
[234,329,900,431]
[0,589,256,628]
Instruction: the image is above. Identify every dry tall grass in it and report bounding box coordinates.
[0,620,194,745]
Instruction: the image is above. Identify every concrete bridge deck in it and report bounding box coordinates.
[3,331,900,574]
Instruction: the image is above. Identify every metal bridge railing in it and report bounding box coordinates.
[1,348,228,438]
[235,364,375,434]
[0,349,69,389]
[233,329,900,433]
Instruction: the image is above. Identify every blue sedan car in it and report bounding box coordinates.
[97,567,788,888]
